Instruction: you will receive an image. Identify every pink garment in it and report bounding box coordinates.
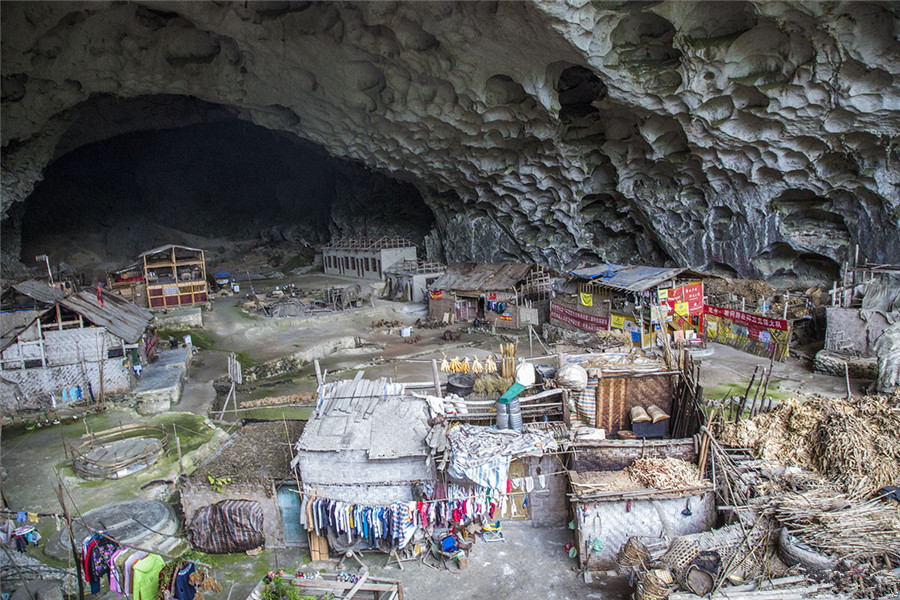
[109,548,126,594]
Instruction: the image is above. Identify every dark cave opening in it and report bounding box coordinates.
[15,118,435,274]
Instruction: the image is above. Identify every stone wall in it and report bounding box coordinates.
[180,481,286,549]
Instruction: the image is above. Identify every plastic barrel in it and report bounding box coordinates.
[496,401,509,429]
[508,398,523,432]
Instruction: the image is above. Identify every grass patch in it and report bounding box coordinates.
[238,406,313,421]
[158,328,215,350]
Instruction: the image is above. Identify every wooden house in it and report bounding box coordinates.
[427,262,551,329]
[322,237,417,280]
[0,289,154,410]
[140,245,208,309]
[555,264,710,348]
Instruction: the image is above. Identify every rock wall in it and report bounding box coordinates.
[2,1,898,279]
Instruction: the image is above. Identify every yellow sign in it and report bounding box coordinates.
[580,292,593,307]
[611,314,625,330]
[674,301,689,317]
[658,288,668,302]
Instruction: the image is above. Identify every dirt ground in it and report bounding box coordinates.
[1,271,874,600]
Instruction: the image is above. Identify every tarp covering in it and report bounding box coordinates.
[189,499,265,553]
[860,282,900,324]
[446,424,557,489]
[570,264,690,293]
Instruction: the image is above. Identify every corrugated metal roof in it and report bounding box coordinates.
[11,280,67,304]
[570,264,689,293]
[60,290,153,343]
[0,310,42,352]
[138,244,204,257]
[429,262,535,292]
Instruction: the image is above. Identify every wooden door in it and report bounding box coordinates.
[502,459,528,520]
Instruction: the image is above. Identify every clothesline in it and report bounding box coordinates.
[72,517,213,571]
[293,487,549,505]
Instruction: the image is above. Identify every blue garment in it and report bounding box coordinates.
[62,388,70,404]
[76,385,83,400]
[174,563,196,600]
[16,512,26,523]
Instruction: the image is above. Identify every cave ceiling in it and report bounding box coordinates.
[1,1,899,283]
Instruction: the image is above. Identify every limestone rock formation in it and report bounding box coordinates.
[2,1,898,280]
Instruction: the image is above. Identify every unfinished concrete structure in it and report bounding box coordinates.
[383,260,444,303]
[0,289,154,411]
[322,237,417,281]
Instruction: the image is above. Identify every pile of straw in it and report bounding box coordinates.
[626,457,702,490]
[769,488,900,562]
[716,392,900,497]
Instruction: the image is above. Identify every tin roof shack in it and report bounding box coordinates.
[293,379,433,554]
[561,265,710,349]
[322,237,417,281]
[428,262,551,329]
[562,350,714,570]
[182,420,307,550]
[141,245,208,309]
[383,260,444,303]
[0,290,154,412]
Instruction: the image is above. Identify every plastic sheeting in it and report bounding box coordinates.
[445,424,557,489]
[189,500,265,554]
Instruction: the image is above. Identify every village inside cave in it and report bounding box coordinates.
[1,2,899,600]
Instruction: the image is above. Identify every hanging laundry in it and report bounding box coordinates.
[26,512,38,523]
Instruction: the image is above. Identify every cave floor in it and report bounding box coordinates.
[2,271,871,600]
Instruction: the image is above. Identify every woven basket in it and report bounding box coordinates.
[635,569,674,600]
[617,536,650,568]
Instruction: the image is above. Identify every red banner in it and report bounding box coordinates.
[704,305,789,331]
[550,302,609,331]
[429,289,443,300]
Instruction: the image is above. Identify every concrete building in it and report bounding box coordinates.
[383,260,444,303]
[322,237,417,280]
[0,288,154,411]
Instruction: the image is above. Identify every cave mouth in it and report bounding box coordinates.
[14,117,435,278]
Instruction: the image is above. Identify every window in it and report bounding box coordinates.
[107,348,125,359]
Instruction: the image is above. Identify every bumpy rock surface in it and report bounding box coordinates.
[2,1,899,278]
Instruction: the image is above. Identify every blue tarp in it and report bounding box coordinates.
[569,264,689,293]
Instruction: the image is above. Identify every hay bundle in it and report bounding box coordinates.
[625,457,702,490]
[716,392,900,497]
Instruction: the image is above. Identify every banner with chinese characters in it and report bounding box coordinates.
[658,282,704,317]
[429,289,443,300]
[550,302,609,331]
[703,304,791,360]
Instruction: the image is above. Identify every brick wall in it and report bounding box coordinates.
[1,357,129,409]
[181,481,286,548]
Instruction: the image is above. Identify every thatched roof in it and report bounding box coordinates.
[191,421,305,484]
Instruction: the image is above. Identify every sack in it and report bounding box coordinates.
[556,364,588,391]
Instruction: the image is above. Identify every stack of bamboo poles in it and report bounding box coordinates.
[500,343,516,379]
